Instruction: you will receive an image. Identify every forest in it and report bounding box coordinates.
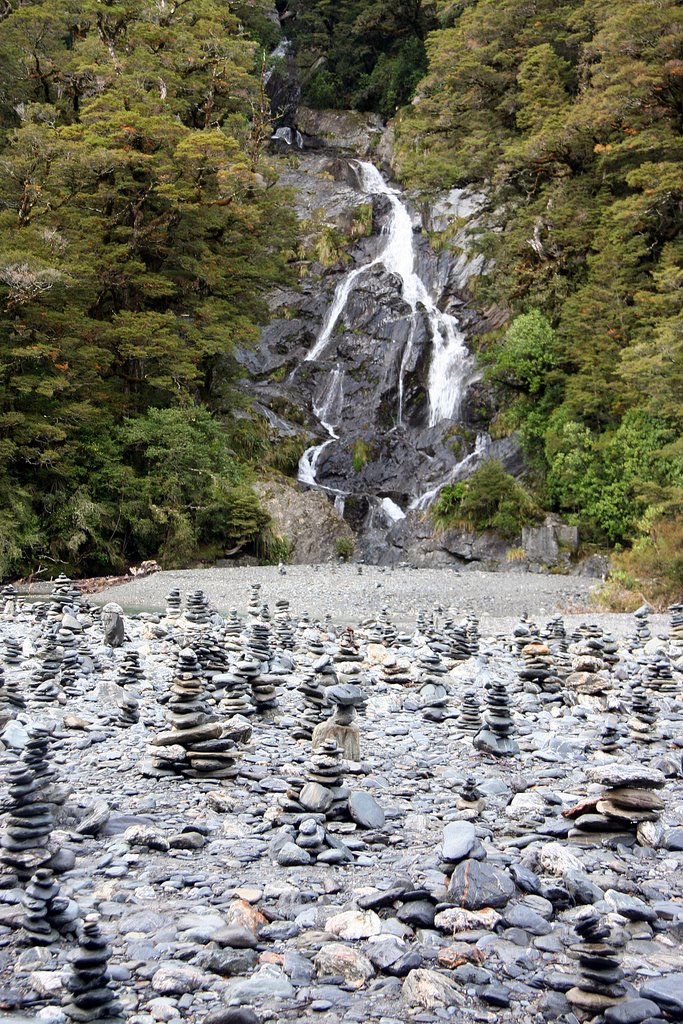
[0,0,681,601]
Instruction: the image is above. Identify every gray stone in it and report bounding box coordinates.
[604,998,662,1024]
[442,821,477,863]
[277,842,312,866]
[448,858,516,910]
[640,975,683,1018]
[298,782,334,813]
[348,791,385,829]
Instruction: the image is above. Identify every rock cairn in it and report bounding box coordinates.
[148,647,241,778]
[185,589,211,626]
[1,762,57,881]
[117,694,140,727]
[519,642,563,697]
[312,683,363,760]
[116,650,144,689]
[214,660,255,717]
[458,691,483,735]
[165,587,182,620]
[627,683,657,741]
[566,908,626,1011]
[669,602,683,644]
[293,670,329,740]
[296,738,347,820]
[248,582,261,618]
[569,763,665,841]
[643,653,678,693]
[30,636,64,704]
[22,867,79,944]
[4,637,23,665]
[62,914,123,1022]
[473,679,519,756]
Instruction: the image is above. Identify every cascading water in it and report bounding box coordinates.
[297,159,482,521]
[297,365,346,492]
[304,161,472,428]
[409,432,491,512]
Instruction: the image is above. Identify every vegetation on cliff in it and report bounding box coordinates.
[0,0,297,576]
[393,0,683,598]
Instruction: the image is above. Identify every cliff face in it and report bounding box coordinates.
[239,104,522,566]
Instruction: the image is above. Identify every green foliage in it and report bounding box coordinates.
[335,536,354,560]
[433,460,537,539]
[352,439,371,472]
[486,311,558,395]
[287,0,437,117]
[397,0,683,585]
[0,0,297,576]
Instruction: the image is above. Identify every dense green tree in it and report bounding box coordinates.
[0,0,297,576]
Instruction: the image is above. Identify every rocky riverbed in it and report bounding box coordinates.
[0,574,681,1024]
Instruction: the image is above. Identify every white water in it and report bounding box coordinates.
[304,161,471,427]
[409,432,491,512]
[297,365,346,491]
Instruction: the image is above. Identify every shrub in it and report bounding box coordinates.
[336,536,354,560]
[433,459,538,539]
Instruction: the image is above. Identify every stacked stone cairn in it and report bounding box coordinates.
[566,908,626,1012]
[669,602,683,645]
[116,650,144,689]
[566,638,611,697]
[473,679,519,756]
[297,738,347,820]
[627,683,658,741]
[148,648,242,778]
[643,652,678,694]
[4,637,23,665]
[0,725,62,881]
[512,614,540,654]
[1,582,18,616]
[0,665,25,722]
[165,587,182,621]
[599,715,623,753]
[293,670,330,740]
[185,589,211,626]
[48,574,81,619]
[543,614,567,650]
[117,695,140,728]
[248,582,261,618]
[214,659,255,717]
[466,613,480,653]
[22,867,79,944]
[312,682,363,760]
[568,763,665,842]
[458,691,483,735]
[415,651,451,721]
[380,655,412,686]
[224,608,242,638]
[519,642,563,698]
[274,599,295,650]
[443,620,472,661]
[335,627,362,663]
[415,609,428,635]
[243,623,278,710]
[30,635,65,704]
[62,914,123,1022]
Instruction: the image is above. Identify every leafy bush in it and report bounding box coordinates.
[352,439,371,473]
[433,460,538,539]
[336,536,354,560]
[601,516,683,608]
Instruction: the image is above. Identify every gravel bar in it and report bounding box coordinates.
[89,565,662,636]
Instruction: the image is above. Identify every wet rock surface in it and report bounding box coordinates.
[0,576,681,1024]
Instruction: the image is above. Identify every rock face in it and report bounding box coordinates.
[241,138,509,566]
[253,480,353,563]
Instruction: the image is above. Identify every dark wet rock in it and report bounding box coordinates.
[448,859,516,909]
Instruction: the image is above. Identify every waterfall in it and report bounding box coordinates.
[304,161,472,427]
[409,432,491,512]
[297,365,346,492]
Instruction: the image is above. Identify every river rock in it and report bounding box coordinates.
[447,858,515,909]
